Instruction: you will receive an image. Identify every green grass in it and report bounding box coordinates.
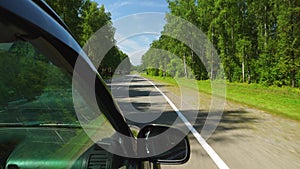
[142,74,300,121]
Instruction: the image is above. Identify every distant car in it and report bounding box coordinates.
[0,1,190,169]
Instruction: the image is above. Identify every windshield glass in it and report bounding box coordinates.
[0,37,116,140]
[0,40,78,125]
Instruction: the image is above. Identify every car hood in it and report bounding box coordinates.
[0,127,94,169]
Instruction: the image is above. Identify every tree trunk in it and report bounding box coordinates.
[183,54,188,79]
[290,0,296,88]
[291,69,295,88]
[247,53,251,83]
[242,59,245,83]
[211,27,214,80]
[264,5,268,48]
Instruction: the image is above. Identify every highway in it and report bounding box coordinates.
[108,75,300,169]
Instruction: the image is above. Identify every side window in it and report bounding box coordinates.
[0,40,77,124]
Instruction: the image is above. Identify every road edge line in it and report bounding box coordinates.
[142,76,230,169]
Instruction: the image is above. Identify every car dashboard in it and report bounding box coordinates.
[0,127,129,169]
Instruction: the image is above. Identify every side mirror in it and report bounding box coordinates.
[137,125,190,164]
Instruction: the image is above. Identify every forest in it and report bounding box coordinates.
[140,0,300,88]
[45,0,131,78]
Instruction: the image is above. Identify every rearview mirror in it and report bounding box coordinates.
[137,125,190,164]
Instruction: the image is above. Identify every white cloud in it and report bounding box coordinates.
[108,0,166,11]
[117,36,151,65]
[140,1,167,8]
[108,1,131,12]
[118,38,147,52]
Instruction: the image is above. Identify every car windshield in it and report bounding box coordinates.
[0,37,116,137]
[0,40,79,126]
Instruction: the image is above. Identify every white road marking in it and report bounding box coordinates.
[142,76,230,169]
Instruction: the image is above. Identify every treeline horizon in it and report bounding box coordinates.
[46,0,132,78]
[140,0,299,88]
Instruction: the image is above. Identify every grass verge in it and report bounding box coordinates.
[142,74,300,121]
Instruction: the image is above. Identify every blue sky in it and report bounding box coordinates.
[94,0,169,65]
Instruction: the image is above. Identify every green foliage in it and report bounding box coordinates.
[80,1,113,45]
[0,51,19,103]
[146,68,160,76]
[141,0,300,88]
[141,34,207,80]
[0,42,50,103]
[15,57,49,100]
[45,0,85,41]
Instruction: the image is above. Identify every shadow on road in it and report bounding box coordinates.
[124,109,258,142]
[108,86,169,98]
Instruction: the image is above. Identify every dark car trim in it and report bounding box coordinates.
[32,0,75,39]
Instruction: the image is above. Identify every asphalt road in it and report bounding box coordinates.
[108,75,300,169]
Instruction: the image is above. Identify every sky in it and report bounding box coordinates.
[94,0,169,65]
